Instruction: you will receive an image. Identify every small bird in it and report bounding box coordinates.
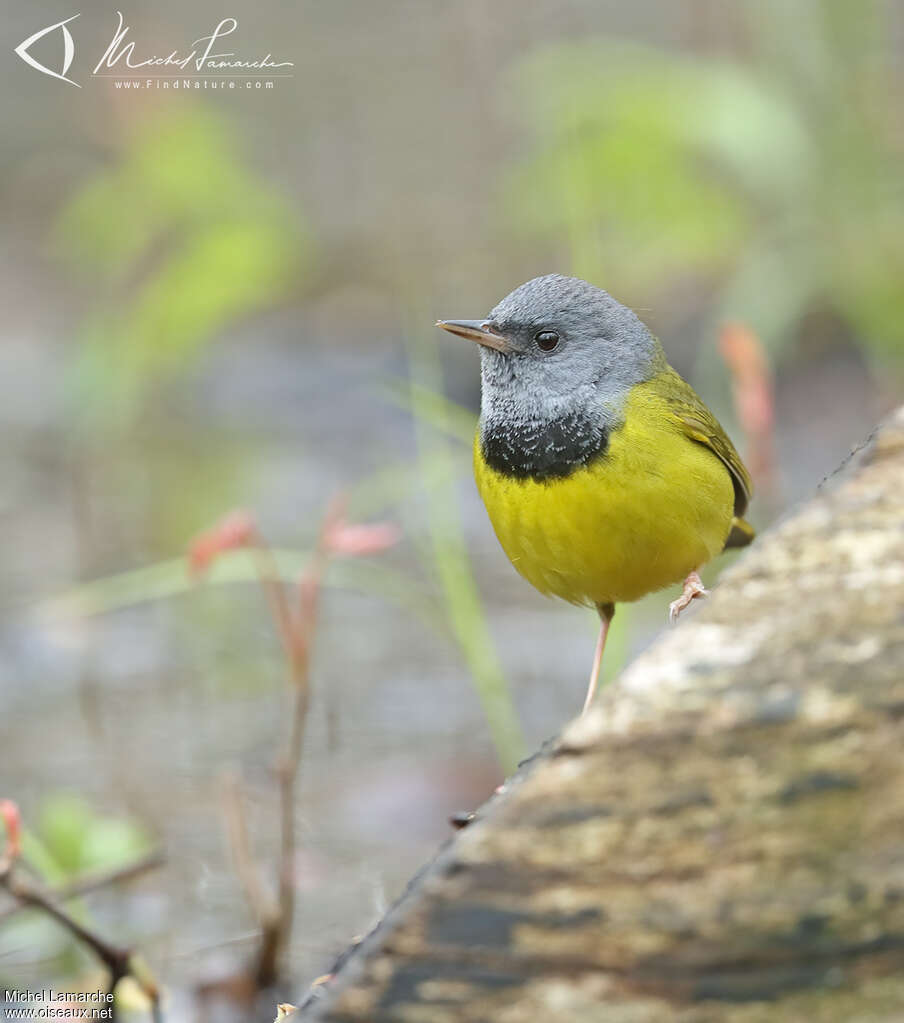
[437,275,754,713]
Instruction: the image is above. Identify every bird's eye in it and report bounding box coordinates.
[535,330,560,352]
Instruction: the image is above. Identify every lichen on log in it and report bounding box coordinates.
[298,407,904,1023]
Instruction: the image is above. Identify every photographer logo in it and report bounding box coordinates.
[14,13,81,86]
[13,12,293,89]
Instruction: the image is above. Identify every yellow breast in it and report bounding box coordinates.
[473,379,735,606]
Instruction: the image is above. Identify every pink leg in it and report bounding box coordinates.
[582,603,614,715]
[668,570,709,624]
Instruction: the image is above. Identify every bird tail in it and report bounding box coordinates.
[724,516,755,550]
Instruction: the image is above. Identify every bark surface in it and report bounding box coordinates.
[299,407,904,1022]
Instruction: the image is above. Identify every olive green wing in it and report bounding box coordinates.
[659,368,753,521]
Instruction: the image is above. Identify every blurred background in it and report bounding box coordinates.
[1,0,902,1018]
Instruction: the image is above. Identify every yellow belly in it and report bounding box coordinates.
[473,382,735,607]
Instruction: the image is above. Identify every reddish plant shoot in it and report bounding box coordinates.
[294,501,401,669]
[719,322,778,498]
[186,500,400,685]
[187,497,400,986]
[323,520,402,558]
[0,799,22,864]
[188,509,257,577]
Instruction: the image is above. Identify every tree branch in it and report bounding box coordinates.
[0,849,164,924]
[0,859,162,1022]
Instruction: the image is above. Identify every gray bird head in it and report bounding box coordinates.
[437,275,666,478]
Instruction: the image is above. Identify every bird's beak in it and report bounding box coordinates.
[435,319,512,354]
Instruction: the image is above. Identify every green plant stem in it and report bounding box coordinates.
[405,324,525,774]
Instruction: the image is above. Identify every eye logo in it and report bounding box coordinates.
[14,14,81,87]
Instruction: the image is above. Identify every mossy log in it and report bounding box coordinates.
[298,407,904,1022]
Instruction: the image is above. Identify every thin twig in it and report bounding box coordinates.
[251,520,332,987]
[253,546,301,667]
[0,862,162,1021]
[205,496,393,990]
[0,848,164,923]
[269,676,311,978]
[221,774,275,929]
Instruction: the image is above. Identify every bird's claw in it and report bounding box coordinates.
[669,571,709,624]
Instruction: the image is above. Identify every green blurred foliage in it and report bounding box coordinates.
[29,794,152,881]
[55,106,313,430]
[0,797,154,985]
[503,0,904,372]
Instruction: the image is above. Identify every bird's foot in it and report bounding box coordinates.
[669,571,708,624]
